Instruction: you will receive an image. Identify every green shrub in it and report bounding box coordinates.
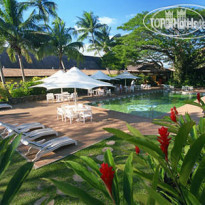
[5,78,46,98]
[0,84,10,102]
[0,134,33,204]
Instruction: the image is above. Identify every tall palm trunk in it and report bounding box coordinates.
[59,54,66,71]
[17,54,26,82]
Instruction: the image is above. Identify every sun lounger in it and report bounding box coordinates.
[0,104,12,109]
[0,122,45,135]
[21,136,77,161]
[22,128,58,141]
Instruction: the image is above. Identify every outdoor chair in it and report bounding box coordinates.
[22,128,58,141]
[79,110,93,123]
[0,122,45,136]
[46,93,55,103]
[88,89,94,96]
[57,107,64,121]
[70,93,78,101]
[0,103,12,109]
[21,136,77,162]
[64,108,79,124]
[106,89,112,96]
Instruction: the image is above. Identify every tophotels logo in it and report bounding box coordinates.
[143,4,205,39]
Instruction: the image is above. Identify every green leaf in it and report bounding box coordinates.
[181,186,201,205]
[185,113,192,122]
[198,117,205,134]
[104,149,120,205]
[46,179,104,205]
[80,156,101,176]
[179,134,205,186]
[190,156,205,196]
[0,134,15,157]
[190,125,198,140]
[123,153,133,205]
[1,162,33,205]
[152,119,178,134]
[65,161,108,197]
[104,128,163,157]
[145,186,171,205]
[0,134,21,178]
[171,121,195,171]
[178,115,185,125]
[199,187,205,204]
[126,124,144,138]
[133,169,180,199]
[148,165,160,205]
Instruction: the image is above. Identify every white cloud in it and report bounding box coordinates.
[126,13,136,19]
[99,17,116,25]
[80,44,104,57]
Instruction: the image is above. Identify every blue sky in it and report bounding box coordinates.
[53,0,205,36]
[51,0,205,56]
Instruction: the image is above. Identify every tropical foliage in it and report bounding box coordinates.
[47,98,205,204]
[28,0,57,24]
[76,11,105,58]
[0,0,50,81]
[38,17,83,71]
[0,134,33,205]
[107,9,205,84]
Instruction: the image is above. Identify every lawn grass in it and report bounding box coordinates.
[0,135,158,205]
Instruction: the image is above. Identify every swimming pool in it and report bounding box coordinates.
[91,90,198,119]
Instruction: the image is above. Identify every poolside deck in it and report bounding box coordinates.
[0,90,204,168]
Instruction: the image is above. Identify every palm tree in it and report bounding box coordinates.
[28,0,57,25]
[76,11,104,57]
[0,0,46,81]
[88,25,121,54]
[40,18,83,71]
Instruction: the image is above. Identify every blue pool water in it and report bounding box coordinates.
[91,91,197,119]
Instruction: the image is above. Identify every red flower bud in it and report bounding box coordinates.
[173,106,178,115]
[135,146,140,154]
[158,127,171,161]
[170,108,177,122]
[197,93,201,103]
[100,163,115,196]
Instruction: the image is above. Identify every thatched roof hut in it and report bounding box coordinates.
[127,63,171,74]
[0,51,103,70]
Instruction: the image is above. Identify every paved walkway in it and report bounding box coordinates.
[0,90,204,168]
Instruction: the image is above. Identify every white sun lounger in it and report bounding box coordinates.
[0,122,45,135]
[21,136,77,161]
[22,128,58,141]
[0,104,12,109]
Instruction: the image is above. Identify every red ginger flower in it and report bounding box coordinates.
[158,127,171,161]
[135,146,140,154]
[170,108,177,122]
[173,106,178,115]
[100,163,115,195]
[197,93,201,103]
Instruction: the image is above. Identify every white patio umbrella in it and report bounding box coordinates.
[32,67,114,103]
[114,71,140,86]
[91,70,113,81]
[37,70,66,93]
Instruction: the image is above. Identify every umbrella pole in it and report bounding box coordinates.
[61,88,63,93]
[74,87,77,106]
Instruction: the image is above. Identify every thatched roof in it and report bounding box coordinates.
[2,68,118,77]
[0,51,103,70]
[127,63,171,73]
